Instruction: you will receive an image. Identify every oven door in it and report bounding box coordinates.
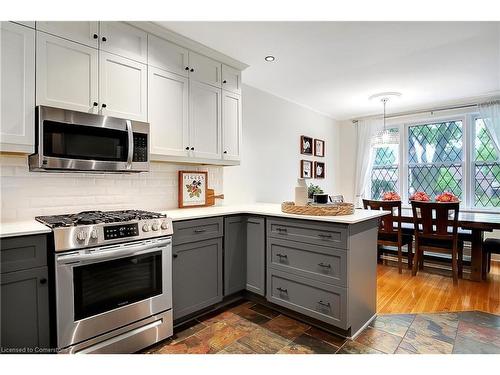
[55,237,172,349]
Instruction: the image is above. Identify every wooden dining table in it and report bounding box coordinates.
[398,208,500,281]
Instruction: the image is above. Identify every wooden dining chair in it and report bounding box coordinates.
[363,199,413,274]
[482,238,500,279]
[410,201,463,285]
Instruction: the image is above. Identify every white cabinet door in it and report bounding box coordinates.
[189,51,221,88]
[148,34,188,77]
[36,32,98,114]
[222,91,242,161]
[99,22,147,63]
[189,81,221,160]
[36,21,99,48]
[148,67,189,157]
[99,51,147,121]
[0,22,35,153]
[221,64,241,94]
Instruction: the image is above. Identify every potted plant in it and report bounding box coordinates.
[308,184,323,201]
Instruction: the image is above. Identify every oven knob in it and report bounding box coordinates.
[76,231,87,242]
[142,224,150,232]
[161,221,169,230]
[152,223,159,231]
[90,229,98,239]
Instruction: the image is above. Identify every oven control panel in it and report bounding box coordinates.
[103,223,139,240]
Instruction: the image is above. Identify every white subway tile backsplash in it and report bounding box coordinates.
[0,155,223,221]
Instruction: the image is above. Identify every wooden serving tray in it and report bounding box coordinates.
[281,201,354,216]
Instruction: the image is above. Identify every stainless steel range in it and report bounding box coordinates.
[36,210,173,354]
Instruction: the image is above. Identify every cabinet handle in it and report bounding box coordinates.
[93,102,98,107]
[173,254,178,258]
[277,287,288,294]
[190,68,194,72]
[93,33,98,39]
[318,300,330,308]
[101,103,107,108]
[318,262,331,269]
[276,227,287,233]
[102,36,107,42]
[223,80,227,84]
[194,228,206,233]
[190,147,194,151]
[40,278,47,285]
[185,146,190,150]
[223,151,228,154]
[276,253,288,258]
[318,233,332,239]
[185,67,189,71]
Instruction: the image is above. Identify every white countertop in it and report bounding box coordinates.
[163,203,388,225]
[0,203,387,239]
[0,220,52,238]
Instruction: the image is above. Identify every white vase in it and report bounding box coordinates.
[294,178,308,206]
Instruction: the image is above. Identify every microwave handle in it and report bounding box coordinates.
[126,120,133,169]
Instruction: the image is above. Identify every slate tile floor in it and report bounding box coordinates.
[143,300,500,354]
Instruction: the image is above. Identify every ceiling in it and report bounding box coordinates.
[157,22,500,120]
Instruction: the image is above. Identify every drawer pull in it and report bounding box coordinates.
[194,229,207,233]
[277,287,288,294]
[318,233,332,239]
[318,300,330,308]
[318,262,331,268]
[276,227,288,233]
[276,253,288,259]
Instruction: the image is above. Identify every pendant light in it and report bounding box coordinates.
[371,96,399,147]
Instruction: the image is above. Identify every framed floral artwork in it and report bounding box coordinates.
[314,139,325,157]
[314,161,325,179]
[178,171,208,208]
[300,160,312,179]
[300,135,313,155]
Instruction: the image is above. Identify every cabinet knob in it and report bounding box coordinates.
[223,80,227,84]
[93,34,98,39]
[223,150,228,154]
[185,146,190,150]
[277,287,288,294]
[40,278,47,285]
[101,103,107,108]
[173,254,178,258]
[93,102,98,107]
[190,68,194,72]
[185,67,189,71]
[102,36,107,42]
[190,147,194,151]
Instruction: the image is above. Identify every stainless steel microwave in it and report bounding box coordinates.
[29,106,149,173]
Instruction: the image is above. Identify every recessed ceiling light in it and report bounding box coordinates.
[264,55,275,62]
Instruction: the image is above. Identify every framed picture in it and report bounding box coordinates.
[300,135,313,155]
[300,160,312,179]
[314,161,325,179]
[314,139,325,157]
[178,171,208,208]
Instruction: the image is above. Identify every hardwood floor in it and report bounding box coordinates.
[377,261,500,314]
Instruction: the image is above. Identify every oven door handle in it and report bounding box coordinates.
[57,239,171,264]
[126,119,133,169]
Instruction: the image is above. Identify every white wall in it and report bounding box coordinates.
[224,84,341,204]
[337,120,357,203]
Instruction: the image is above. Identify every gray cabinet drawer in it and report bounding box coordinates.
[173,217,223,245]
[0,235,47,274]
[268,238,347,287]
[267,269,348,329]
[267,218,347,249]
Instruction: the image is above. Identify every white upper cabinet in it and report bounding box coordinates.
[189,80,221,160]
[99,22,147,63]
[36,21,99,48]
[148,34,189,77]
[36,32,99,114]
[148,67,189,157]
[188,51,221,88]
[222,91,242,161]
[221,64,241,94]
[99,51,147,121]
[0,22,35,153]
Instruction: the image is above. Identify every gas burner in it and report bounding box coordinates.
[36,210,167,228]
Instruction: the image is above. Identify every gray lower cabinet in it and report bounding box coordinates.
[245,216,265,296]
[224,216,246,295]
[0,234,50,351]
[172,237,223,320]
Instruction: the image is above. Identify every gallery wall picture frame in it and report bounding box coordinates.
[314,161,325,179]
[300,160,313,179]
[314,139,325,157]
[178,171,208,208]
[300,135,313,155]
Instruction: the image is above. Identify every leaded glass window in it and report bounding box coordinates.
[370,129,399,200]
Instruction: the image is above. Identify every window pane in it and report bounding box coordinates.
[475,119,498,162]
[371,167,398,200]
[408,165,463,198]
[475,163,500,208]
[408,121,462,164]
[373,143,398,166]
